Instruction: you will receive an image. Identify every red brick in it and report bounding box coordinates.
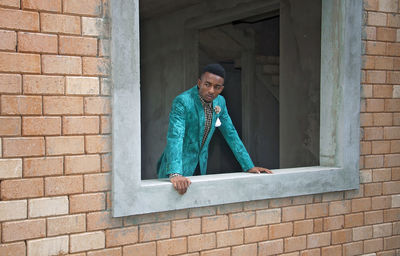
[1,178,43,199]
[22,0,61,11]
[353,226,373,241]
[0,52,40,74]
[343,241,363,256]
[84,97,111,114]
[0,29,16,51]
[366,99,385,112]
[364,127,384,141]
[384,127,400,140]
[375,56,394,69]
[258,239,283,255]
[374,85,393,100]
[283,205,305,221]
[373,223,393,238]
[321,245,341,256]
[372,141,391,154]
[1,95,42,115]
[384,235,400,250]
[387,43,400,57]
[306,203,328,218]
[345,213,364,228]
[44,96,83,115]
[331,229,352,244]
[83,57,110,76]
[385,99,400,112]
[384,208,400,222]
[42,55,82,75]
[100,115,111,134]
[0,242,26,256]
[123,242,156,256]
[366,41,387,55]
[40,13,80,34]
[2,219,45,242]
[368,12,387,26]
[157,238,188,256]
[392,140,400,153]
[23,75,64,95]
[85,135,111,153]
[365,182,383,196]
[307,232,330,249]
[87,211,122,231]
[300,248,320,256]
[70,192,105,213]
[383,181,400,195]
[365,155,384,168]
[294,220,313,236]
[232,244,257,256]
[70,231,105,253]
[377,27,397,41]
[60,36,97,56]
[352,198,372,212]
[65,154,100,174]
[378,0,398,12]
[256,208,281,225]
[229,212,255,229]
[63,0,102,16]
[66,77,99,95]
[360,113,373,127]
[0,8,39,31]
[45,175,83,196]
[188,233,216,252]
[323,215,344,231]
[172,218,201,237]
[372,196,392,210]
[101,153,111,172]
[47,214,86,236]
[139,222,170,242]
[216,229,243,247]
[87,248,121,256]
[314,218,323,233]
[105,226,138,247]
[285,236,306,253]
[365,210,384,225]
[3,137,44,157]
[18,32,57,54]
[376,116,395,135]
[0,74,21,94]
[46,136,84,155]
[24,156,63,177]
[202,215,228,233]
[372,168,391,182]
[364,238,383,253]
[84,173,110,192]
[269,223,293,239]
[22,117,61,136]
[385,154,400,167]
[0,117,20,136]
[0,0,20,8]
[244,226,268,243]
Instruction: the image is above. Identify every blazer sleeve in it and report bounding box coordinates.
[218,99,255,171]
[165,97,186,175]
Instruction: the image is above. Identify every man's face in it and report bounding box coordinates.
[197,72,224,102]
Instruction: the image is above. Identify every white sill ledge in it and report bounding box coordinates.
[113,166,359,217]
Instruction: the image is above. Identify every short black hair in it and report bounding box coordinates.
[201,63,226,79]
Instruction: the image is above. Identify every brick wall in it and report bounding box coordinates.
[0,0,399,255]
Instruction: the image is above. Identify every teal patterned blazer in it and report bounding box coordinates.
[157,86,254,178]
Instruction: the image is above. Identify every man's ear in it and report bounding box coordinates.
[197,79,201,88]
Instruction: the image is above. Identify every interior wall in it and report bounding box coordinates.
[279,0,321,168]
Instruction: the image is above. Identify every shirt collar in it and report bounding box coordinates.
[198,93,213,108]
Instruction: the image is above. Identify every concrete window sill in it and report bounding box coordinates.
[111,0,362,217]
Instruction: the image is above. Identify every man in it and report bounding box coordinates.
[157,64,272,194]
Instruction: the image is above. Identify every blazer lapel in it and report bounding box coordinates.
[191,86,205,149]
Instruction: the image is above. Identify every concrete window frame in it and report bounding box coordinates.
[111,0,362,217]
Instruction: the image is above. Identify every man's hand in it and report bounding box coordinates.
[170,176,192,194]
[248,167,273,174]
